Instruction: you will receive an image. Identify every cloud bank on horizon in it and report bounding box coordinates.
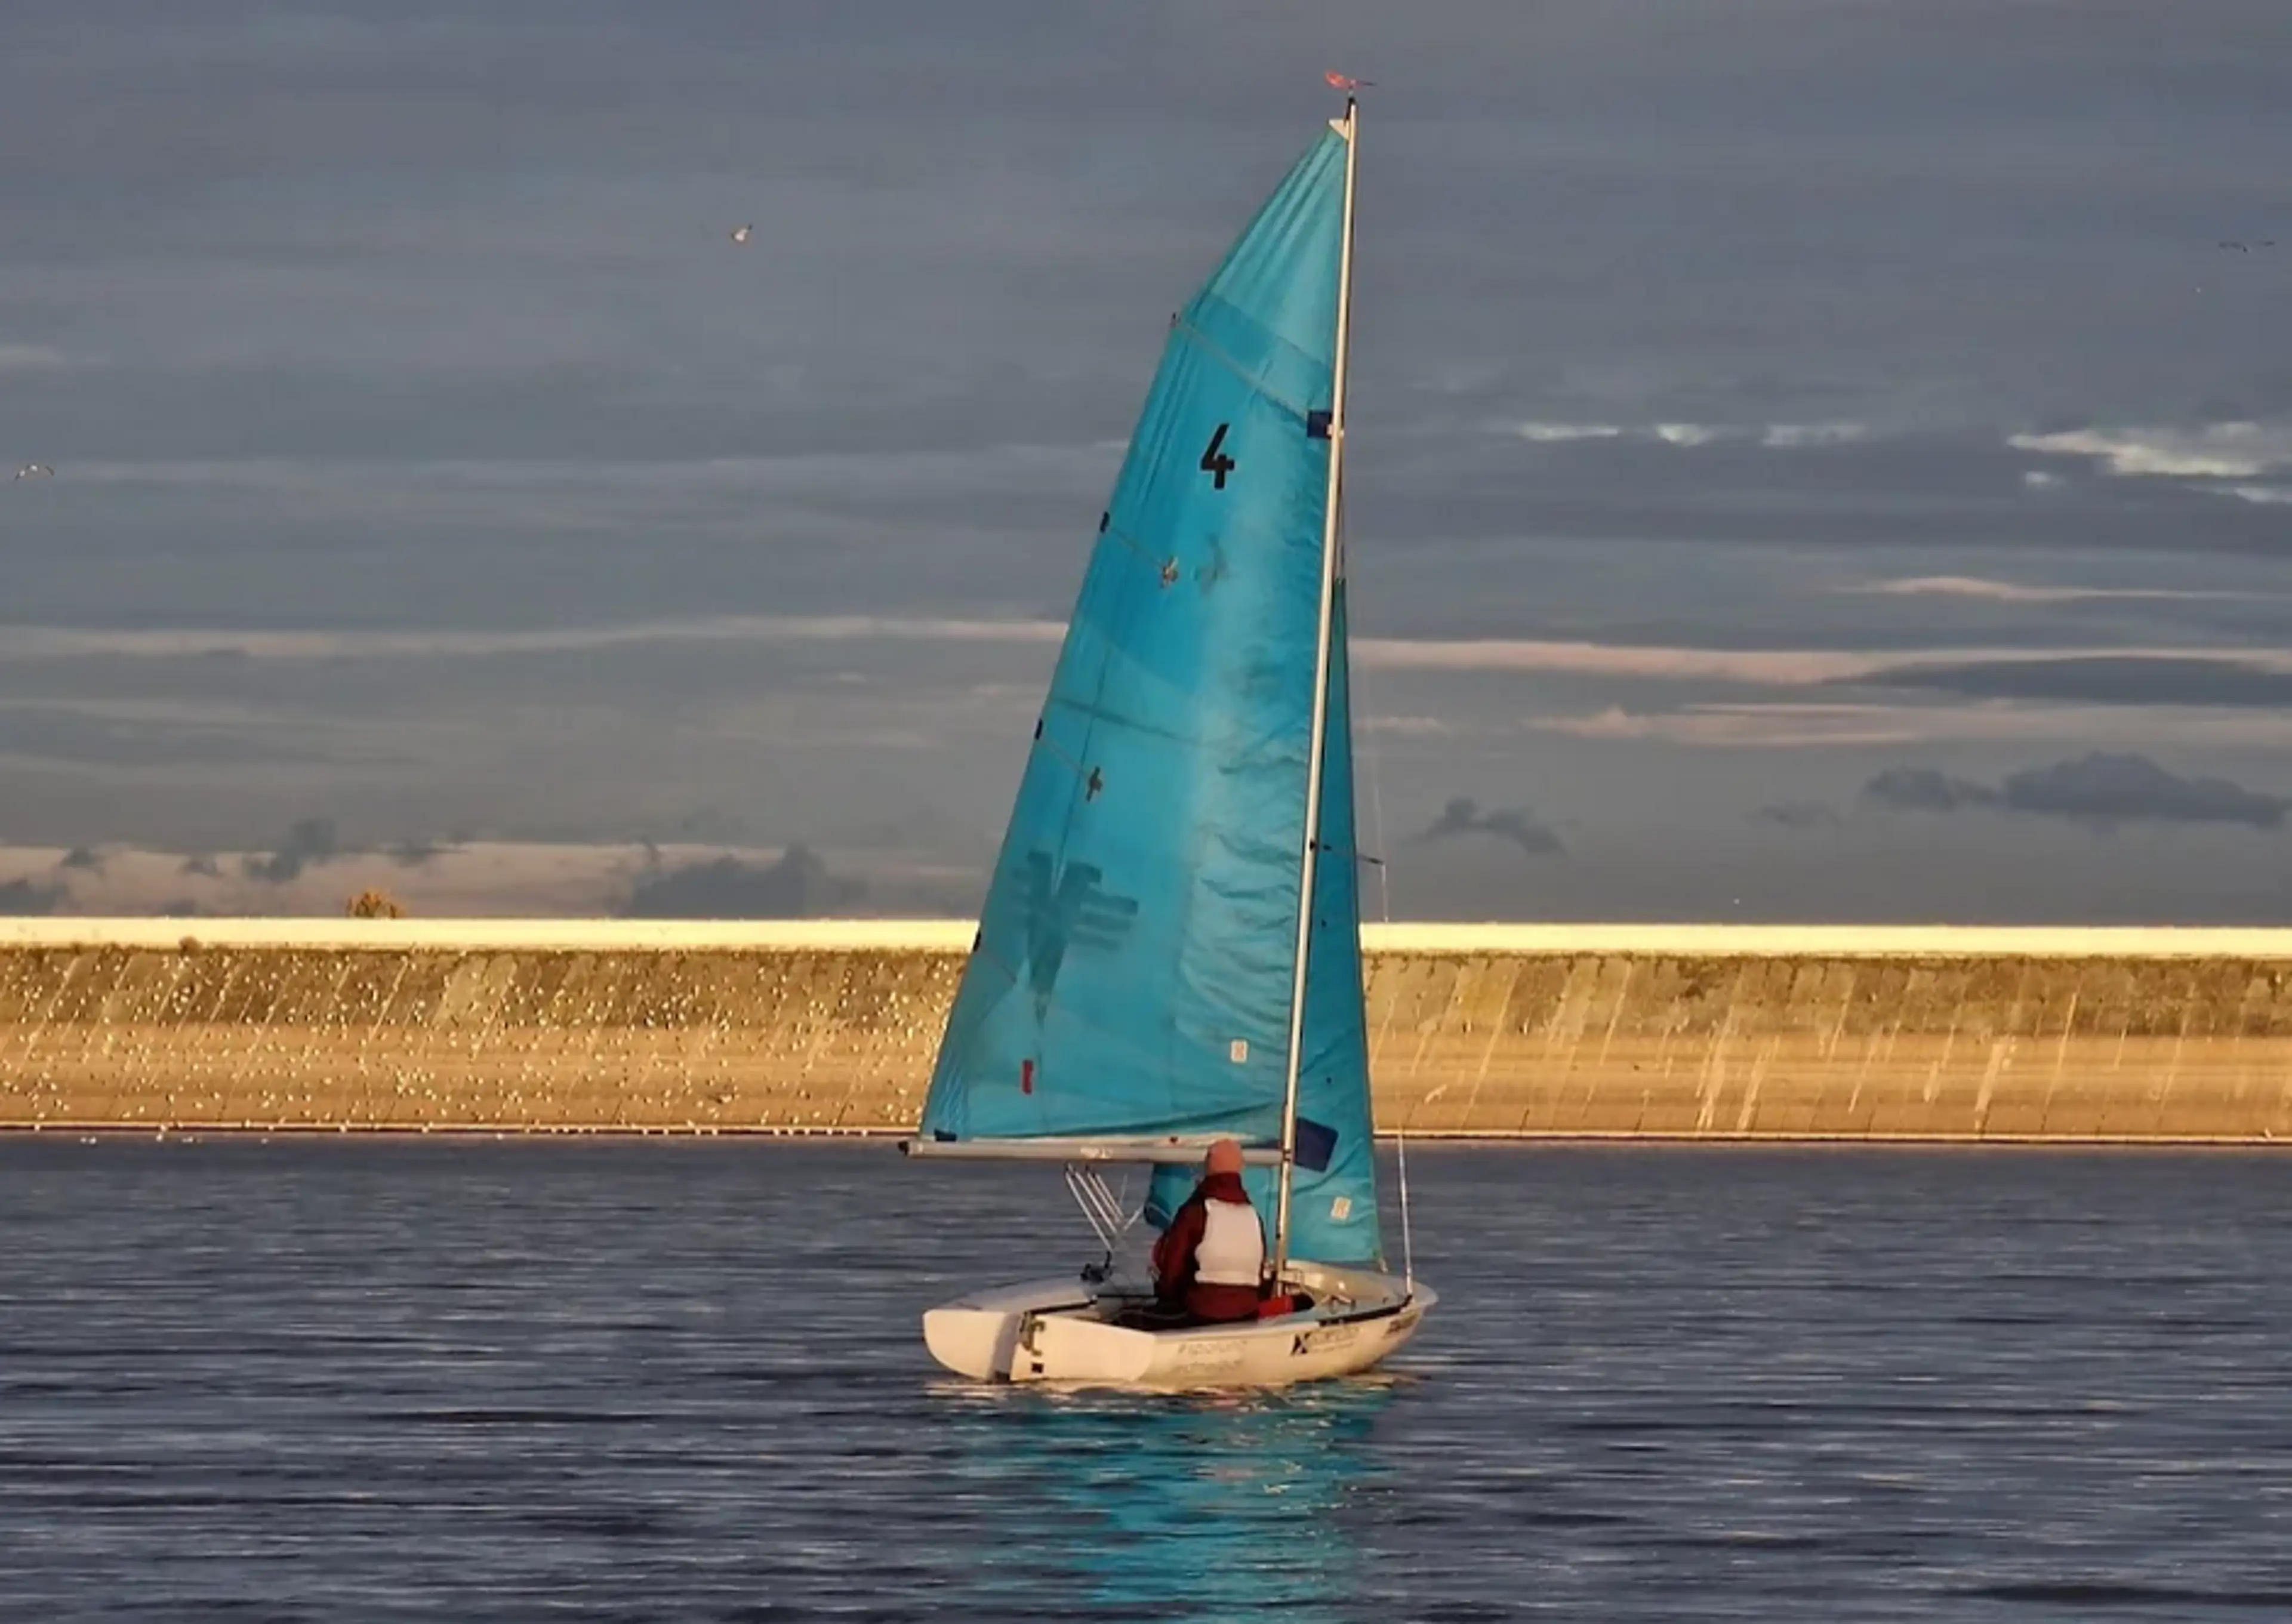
[2,0,2290,922]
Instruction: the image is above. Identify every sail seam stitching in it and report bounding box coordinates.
[1098,519,1162,571]
[1169,316,1310,423]
[1033,726,1092,785]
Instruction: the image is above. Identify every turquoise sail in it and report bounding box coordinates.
[1144,580,1382,1265]
[918,122,1382,1266]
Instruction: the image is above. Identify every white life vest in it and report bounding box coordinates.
[1193,1197,1264,1287]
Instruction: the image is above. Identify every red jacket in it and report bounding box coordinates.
[1151,1172,1264,1322]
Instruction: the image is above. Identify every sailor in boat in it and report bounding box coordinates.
[1148,1138,1267,1324]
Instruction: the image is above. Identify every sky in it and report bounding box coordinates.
[2,0,2290,922]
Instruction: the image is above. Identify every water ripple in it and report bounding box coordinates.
[1,1139,2288,1620]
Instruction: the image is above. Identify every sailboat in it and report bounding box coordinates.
[899,89,1434,1388]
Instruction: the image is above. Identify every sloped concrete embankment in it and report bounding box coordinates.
[2,922,2290,1139]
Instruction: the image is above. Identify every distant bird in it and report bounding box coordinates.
[13,462,51,479]
[729,223,753,245]
[1324,70,1374,91]
[2220,240,2250,252]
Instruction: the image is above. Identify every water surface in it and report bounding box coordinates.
[1,1139,2287,1620]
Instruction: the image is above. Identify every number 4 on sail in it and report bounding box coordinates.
[898,90,1434,1388]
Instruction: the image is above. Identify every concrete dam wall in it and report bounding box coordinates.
[5,920,2292,1141]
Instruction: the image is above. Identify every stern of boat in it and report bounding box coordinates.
[920,1276,1104,1382]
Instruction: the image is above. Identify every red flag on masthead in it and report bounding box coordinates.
[1324,70,1373,92]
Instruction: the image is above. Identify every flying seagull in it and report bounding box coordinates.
[729,223,752,245]
[13,462,51,479]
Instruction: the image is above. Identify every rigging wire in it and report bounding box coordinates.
[1065,1164,1142,1284]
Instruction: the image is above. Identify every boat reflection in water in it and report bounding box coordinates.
[931,1374,1400,1615]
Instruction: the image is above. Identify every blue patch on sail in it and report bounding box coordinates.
[918,127,1350,1153]
[1018,853,1138,1018]
[1293,1116,1336,1173]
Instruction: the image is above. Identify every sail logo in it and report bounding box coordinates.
[1019,851,1139,1008]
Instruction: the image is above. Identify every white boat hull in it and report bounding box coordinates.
[922,1260,1432,1389]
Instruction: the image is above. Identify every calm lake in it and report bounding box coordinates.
[1,1138,2287,1620]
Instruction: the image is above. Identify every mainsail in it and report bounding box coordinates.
[915,116,1383,1268]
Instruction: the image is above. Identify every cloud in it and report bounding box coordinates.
[242,817,344,883]
[1533,699,2292,751]
[1361,715,1464,738]
[1755,800,1844,830]
[1850,655,2292,709]
[2008,423,2292,480]
[1759,423,1868,448]
[1534,702,1929,748]
[0,836,971,919]
[1356,639,1883,683]
[1510,421,1623,443]
[1863,766,1992,814]
[1846,575,2244,605]
[0,343,75,371]
[1412,797,1563,858]
[621,843,866,918]
[14,621,2292,706]
[0,614,1067,665]
[1361,640,2292,686]
[0,875,67,913]
[44,444,1120,506]
[2023,470,2063,489]
[2216,485,2292,506]
[1500,421,1866,450]
[4,1,2292,923]
[58,845,105,873]
[1863,753,2290,829]
[1998,754,2288,828]
[0,702,313,767]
